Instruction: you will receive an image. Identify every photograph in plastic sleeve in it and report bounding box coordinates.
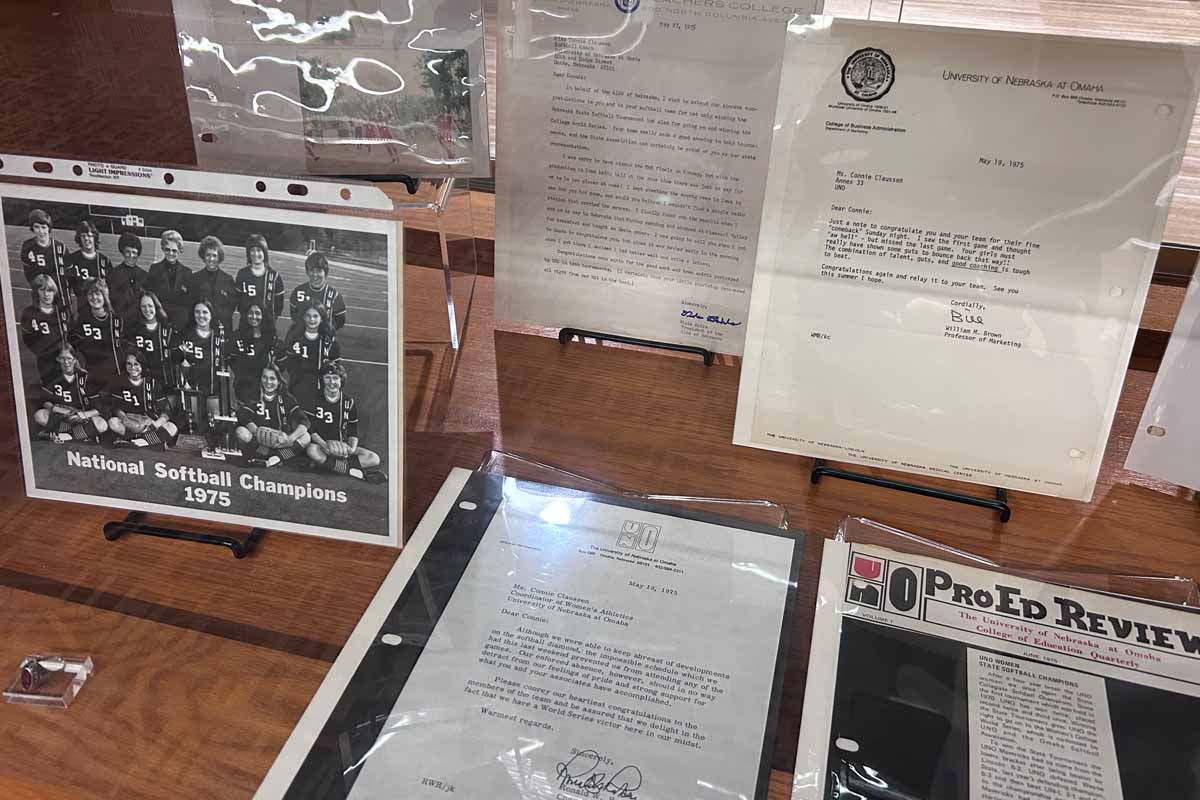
[253,468,802,799]
[733,18,1200,501]
[173,0,488,177]
[0,184,400,544]
[1125,271,1200,491]
[793,540,1200,800]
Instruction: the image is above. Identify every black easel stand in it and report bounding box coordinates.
[558,328,714,366]
[359,174,419,194]
[811,459,1012,523]
[103,511,264,558]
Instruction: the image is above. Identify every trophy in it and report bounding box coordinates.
[175,350,207,454]
[202,321,241,460]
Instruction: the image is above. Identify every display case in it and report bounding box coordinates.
[0,2,1199,799]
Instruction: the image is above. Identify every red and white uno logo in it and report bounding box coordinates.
[851,555,884,581]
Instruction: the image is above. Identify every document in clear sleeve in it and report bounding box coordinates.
[734,18,1200,500]
[1125,272,1200,490]
[495,0,822,354]
[254,468,802,799]
[794,539,1200,800]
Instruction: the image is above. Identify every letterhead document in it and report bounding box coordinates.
[255,468,802,799]
[495,0,822,354]
[1125,272,1200,490]
[734,18,1200,500]
[794,539,1200,800]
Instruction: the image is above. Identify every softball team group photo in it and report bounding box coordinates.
[2,194,397,540]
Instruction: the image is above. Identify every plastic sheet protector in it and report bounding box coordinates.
[173,0,490,177]
[1125,270,1200,491]
[734,18,1200,500]
[254,468,803,799]
[495,0,822,354]
[0,155,403,544]
[794,539,1200,800]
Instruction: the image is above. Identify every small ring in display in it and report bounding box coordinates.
[18,658,47,691]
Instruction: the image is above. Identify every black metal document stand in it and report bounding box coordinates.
[558,327,715,366]
[103,511,265,558]
[361,174,419,194]
[811,459,1012,523]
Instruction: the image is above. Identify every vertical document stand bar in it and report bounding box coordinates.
[435,176,462,350]
[559,328,714,366]
[368,175,464,349]
[811,459,1012,523]
[103,511,265,558]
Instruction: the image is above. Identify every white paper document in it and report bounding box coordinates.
[734,18,1200,500]
[1125,272,1200,490]
[495,0,821,354]
[794,540,1200,800]
[256,468,801,799]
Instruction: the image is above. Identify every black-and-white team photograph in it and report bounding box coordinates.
[0,185,400,543]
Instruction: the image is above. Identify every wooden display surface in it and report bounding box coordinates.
[1,3,1200,795]
[0,264,1197,797]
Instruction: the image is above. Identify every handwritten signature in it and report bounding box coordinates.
[681,309,742,327]
[555,749,643,800]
